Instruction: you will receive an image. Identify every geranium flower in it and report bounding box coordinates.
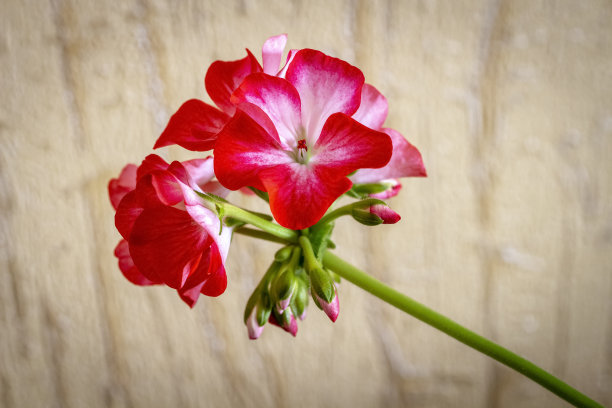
[350,84,427,198]
[153,34,291,151]
[213,49,394,230]
[109,154,232,307]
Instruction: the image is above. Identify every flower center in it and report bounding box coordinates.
[296,138,309,163]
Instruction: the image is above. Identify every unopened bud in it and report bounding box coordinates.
[292,279,310,321]
[309,266,335,304]
[351,207,384,225]
[274,245,294,262]
[369,179,402,199]
[271,269,298,313]
[269,308,298,337]
[369,204,401,224]
[246,308,265,340]
[313,289,340,322]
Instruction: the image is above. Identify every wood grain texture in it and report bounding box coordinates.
[1,0,611,407]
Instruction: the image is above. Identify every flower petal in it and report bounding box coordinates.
[285,49,364,143]
[277,49,298,78]
[261,163,352,230]
[350,128,427,183]
[214,111,293,192]
[177,242,227,307]
[137,154,169,180]
[153,99,229,151]
[114,239,161,285]
[128,206,212,289]
[114,177,163,240]
[231,73,302,147]
[262,34,287,75]
[352,84,388,130]
[108,164,137,210]
[205,50,262,115]
[313,113,392,175]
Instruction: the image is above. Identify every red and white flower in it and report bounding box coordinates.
[213,49,393,230]
[153,34,292,151]
[108,154,232,307]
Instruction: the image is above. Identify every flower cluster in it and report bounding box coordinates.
[109,34,425,338]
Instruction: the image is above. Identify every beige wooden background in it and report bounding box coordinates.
[1,0,611,407]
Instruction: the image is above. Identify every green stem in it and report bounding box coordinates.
[234,227,292,245]
[223,205,298,243]
[322,251,603,408]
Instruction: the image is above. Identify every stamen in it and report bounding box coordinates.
[297,139,307,151]
[296,138,308,163]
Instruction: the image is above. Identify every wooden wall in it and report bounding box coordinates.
[1,0,611,407]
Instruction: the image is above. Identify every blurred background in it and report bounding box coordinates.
[1,0,611,407]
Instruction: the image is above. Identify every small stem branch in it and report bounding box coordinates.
[322,251,602,408]
[223,205,298,243]
[234,227,291,245]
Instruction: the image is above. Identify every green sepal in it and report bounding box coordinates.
[256,292,272,327]
[248,187,270,202]
[271,269,297,302]
[274,246,294,262]
[293,280,309,319]
[309,222,335,262]
[351,208,383,226]
[351,182,393,196]
[309,266,335,303]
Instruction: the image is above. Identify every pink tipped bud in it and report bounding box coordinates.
[369,204,401,224]
[276,295,292,314]
[285,314,298,337]
[314,292,340,322]
[369,179,402,199]
[269,310,298,337]
[246,309,264,340]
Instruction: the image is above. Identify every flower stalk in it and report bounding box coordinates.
[322,251,603,408]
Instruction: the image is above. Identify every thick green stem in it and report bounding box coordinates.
[223,205,298,243]
[234,227,291,245]
[322,251,602,408]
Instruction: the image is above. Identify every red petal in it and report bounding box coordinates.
[352,84,388,130]
[214,111,292,192]
[313,113,392,174]
[205,50,262,115]
[262,34,287,75]
[350,128,426,183]
[231,73,302,147]
[153,99,229,151]
[108,164,138,210]
[262,163,352,230]
[177,242,227,307]
[128,206,212,289]
[114,240,161,285]
[285,49,364,143]
[114,177,163,239]
[137,154,169,180]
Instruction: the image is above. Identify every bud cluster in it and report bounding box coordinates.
[244,236,339,339]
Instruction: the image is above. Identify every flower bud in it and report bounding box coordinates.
[274,245,294,262]
[269,308,298,337]
[271,269,298,313]
[351,207,384,226]
[309,266,335,304]
[369,204,401,224]
[313,289,340,322]
[292,278,310,320]
[246,308,264,340]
